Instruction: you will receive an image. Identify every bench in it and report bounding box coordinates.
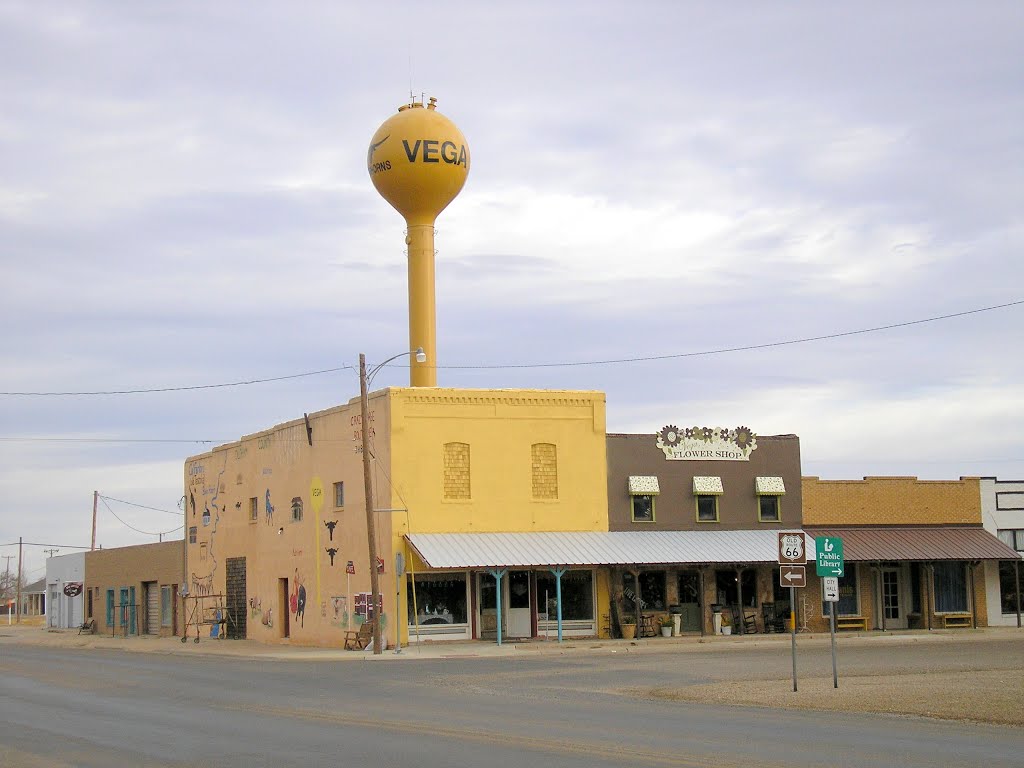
[835,615,868,631]
[344,621,374,650]
[939,613,973,628]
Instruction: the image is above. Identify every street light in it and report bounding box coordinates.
[360,347,426,655]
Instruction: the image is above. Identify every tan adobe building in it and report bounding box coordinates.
[85,541,184,638]
[184,388,610,648]
[801,476,1017,632]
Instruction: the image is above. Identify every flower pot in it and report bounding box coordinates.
[621,623,637,640]
[722,625,732,636]
[661,626,672,637]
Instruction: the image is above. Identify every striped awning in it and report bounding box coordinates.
[805,527,1021,562]
[405,529,814,569]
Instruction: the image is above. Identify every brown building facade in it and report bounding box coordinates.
[85,541,184,638]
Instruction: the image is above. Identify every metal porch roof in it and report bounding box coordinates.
[405,530,814,569]
[806,527,1020,562]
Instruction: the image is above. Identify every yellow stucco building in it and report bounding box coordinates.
[184,387,608,647]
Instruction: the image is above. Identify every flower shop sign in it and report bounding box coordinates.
[656,425,757,461]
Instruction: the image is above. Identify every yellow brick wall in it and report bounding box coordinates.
[443,442,471,500]
[802,476,981,526]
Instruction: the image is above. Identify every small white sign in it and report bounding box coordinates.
[823,576,839,602]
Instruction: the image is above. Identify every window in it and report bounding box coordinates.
[249,497,258,523]
[334,481,344,508]
[106,589,114,626]
[623,571,667,611]
[628,476,659,523]
[696,495,719,522]
[188,526,197,544]
[998,529,1024,552]
[537,570,594,621]
[443,442,471,500]
[758,495,781,522]
[160,585,172,627]
[631,495,655,522]
[531,443,558,499]
[290,496,303,522]
[200,543,208,561]
[933,562,968,613]
[998,562,1024,614]
[407,573,468,625]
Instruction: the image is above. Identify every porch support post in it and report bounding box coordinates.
[1015,559,1021,629]
[735,566,745,634]
[878,562,886,632]
[550,567,567,643]
[926,563,934,632]
[630,568,642,630]
[488,568,507,646]
[698,567,706,638]
[969,562,977,629]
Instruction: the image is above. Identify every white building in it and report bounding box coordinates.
[46,552,85,629]
[981,477,1024,626]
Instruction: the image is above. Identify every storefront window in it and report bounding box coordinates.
[933,563,967,613]
[536,570,594,621]
[715,569,756,608]
[407,573,468,626]
[998,562,1024,614]
[623,571,667,611]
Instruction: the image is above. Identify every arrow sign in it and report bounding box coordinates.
[815,536,845,577]
[780,565,806,588]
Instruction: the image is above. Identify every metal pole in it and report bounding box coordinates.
[16,537,23,625]
[927,563,933,631]
[395,552,403,654]
[553,567,565,643]
[790,585,797,692]
[91,491,98,551]
[1015,560,1021,629]
[698,568,706,638]
[359,353,382,655]
[969,562,977,629]
[735,567,745,634]
[830,601,838,689]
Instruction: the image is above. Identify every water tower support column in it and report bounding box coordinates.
[407,222,437,387]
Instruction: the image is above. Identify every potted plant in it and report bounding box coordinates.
[720,612,732,636]
[620,621,637,640]
[660,615,674,637]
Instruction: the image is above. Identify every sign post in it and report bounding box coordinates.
[777,533,806,693]
[817,536,845,690]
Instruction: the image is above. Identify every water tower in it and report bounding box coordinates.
[368,97,470,387]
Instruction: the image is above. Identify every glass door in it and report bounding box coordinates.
[507,571,532,638]
[882,567,905,628]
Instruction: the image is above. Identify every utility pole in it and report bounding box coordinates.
[43,548,59,559]
[360,353,383,655]
[16,537,23,624]
[91,490,98,550]
[2,555,12,618]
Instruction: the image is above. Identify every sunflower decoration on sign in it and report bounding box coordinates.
[658,425,682,448]
[733,426,755,452]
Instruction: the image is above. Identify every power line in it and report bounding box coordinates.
[99,497,183,538]
[1,299,1020,396]
[97,495,181,517]
[0,438,224,444]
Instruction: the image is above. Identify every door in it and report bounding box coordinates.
[881,567,906,629]
[507,571,532,638]
[145,581,159,635]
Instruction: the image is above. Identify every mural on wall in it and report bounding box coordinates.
[264,489,275,525]
[657,425,758,461]
[324,520,337,540]
[249,597,273,628]
[291,496,303,521]
[330,596,349,629]
[326,547,338,566]
[290,568,307,628]
[188,452,228,598]
[354,592,385,628]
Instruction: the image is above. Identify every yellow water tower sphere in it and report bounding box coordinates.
[368,97,470,387]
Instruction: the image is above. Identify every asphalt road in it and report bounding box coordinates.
[1,638,1022,768]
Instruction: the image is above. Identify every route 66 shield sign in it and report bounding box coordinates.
[778,533,804,563]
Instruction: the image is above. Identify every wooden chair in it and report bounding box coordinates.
[344,621,374,650]
[761,603,786,633]
[78,617,95,635]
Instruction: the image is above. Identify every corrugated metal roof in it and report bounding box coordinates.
[806,527,1021,562]
[405,530,814,569]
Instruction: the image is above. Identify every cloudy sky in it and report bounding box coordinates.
[2,1,1022,578]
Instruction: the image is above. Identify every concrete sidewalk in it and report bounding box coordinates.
[0,621,999,662]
